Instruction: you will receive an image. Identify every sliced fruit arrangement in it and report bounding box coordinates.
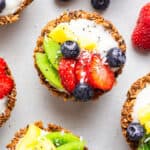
[132,2,150,52]
[7,122,87,150]
[121,73,150,150]
[0,57,16,127]
[34,11,126,101]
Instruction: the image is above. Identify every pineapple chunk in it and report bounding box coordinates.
[49,23,77,43]
[78,37,97,51]
[138,105,150,125]
[145,121,150,134]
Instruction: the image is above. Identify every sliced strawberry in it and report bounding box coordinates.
[75,51,91,83]
[88,54,115,91]
[58,58,77,92]
[0,75,14,99]
[0,58,7,71]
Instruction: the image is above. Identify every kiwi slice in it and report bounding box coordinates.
[56,141,85,150]
[35,53,64,91]
[43,37,62,70]
[45,132,83,147]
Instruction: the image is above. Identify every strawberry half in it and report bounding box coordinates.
[59,58,77,92]
[75,51,91,83]
[0,75,14,99]
[132,3,150,51]
[88,54,115,91]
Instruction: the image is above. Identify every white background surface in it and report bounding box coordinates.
[0,0,150,149]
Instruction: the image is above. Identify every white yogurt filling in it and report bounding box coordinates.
[0,96,7,113]
[0,0,24,16]
[132,84,150,122]
[67,19,118,57]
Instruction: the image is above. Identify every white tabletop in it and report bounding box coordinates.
[0,0,150,149]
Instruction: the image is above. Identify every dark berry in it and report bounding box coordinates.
[61,41,80,58]
[127,123,145,141]
[106,47,126,67]
[91,0,110,10]
[73,83,94,101]
[0,0,5,13]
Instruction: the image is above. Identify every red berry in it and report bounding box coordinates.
[75,51,91,83]
[0,75,14,99]
[0,58,7,71]
[0,68,6,76]
[88,54,115,91]
[132,3,150,51]
[58,58,77,92]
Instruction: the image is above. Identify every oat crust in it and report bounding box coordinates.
[0,65,17,127]
[7,121,88,150]
[0,0,33,25]
[34,10,126,101]
[121,73,150,150]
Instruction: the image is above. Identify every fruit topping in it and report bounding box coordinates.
[0,57,6,71]
[132,3,150,51]
[0,0,5,13]
[16,124,86,150]
[16,124,42,150]
[91,0,110,10]
[145,121,150,134]
[127,123,145,141]
[88,54,115,91]
[78,37,97,51]
[73,83,94,101]
[43,36,62,70]
[138,105,150,126]
[75,51,91,83]
[46,132,82,147]
[106,47,126,68]
[58,58,76,92]
[57,141,85,150]
[49,24,77,44]
[35,53,64,91]
[61,41,80,58]
[0,75,14,99]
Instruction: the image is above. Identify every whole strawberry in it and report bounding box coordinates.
[132,3,150,51]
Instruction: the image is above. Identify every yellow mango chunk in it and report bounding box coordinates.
[78,37,97,51]
[49,24,77,43]
[138,105,150,125]
[16,124,41,150]
[145,121,150,134]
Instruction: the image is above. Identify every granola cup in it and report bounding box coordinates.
[7,121,88,150]
[34,10,126,101]
[0,0,33,25]
[0,64,16,127]
[121,73,150,150]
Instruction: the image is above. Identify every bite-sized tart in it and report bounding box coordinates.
[34,10,126,102]
[7,121,88,150]
[121,73,150,150]
[0,0,33,25]
[0,57,16,127]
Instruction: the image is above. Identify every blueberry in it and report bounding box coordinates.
[106,47,126,67]
[91,0,110,10]
[0,0,5,13]
[61,41,80,58]
[73,83,94,101]
[127,123,145,141]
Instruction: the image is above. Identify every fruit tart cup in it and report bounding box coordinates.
[0,0,33,25]
[7,121,88,150]
[34,10,126,102]
[121,73,150,150]
[0,58,16,127]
